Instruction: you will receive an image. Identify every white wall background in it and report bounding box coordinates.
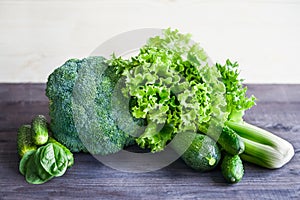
[0,0,299,83]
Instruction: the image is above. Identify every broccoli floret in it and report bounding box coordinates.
[46,56,135,155]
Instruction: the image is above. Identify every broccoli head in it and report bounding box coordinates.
[46,56,135,155]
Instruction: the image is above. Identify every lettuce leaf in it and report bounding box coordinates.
[216,59,256,122]
[109,28,227,152]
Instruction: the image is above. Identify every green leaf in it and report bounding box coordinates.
[25,150,53,184]
[19,150,36,176]
[39,143,68,177]
[108,28,227,152]
[216,59,256,121]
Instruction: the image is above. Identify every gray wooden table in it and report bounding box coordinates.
[0,84,299,200]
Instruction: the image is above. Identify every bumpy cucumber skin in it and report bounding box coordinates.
[181,134,221,172]
[17,125,37,157]
[32,115,49,145]
[221,154,244,183]
[218,126,245,155]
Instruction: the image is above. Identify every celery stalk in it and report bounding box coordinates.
[226,121,294,169]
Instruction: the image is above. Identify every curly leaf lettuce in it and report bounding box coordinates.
[109,29,227,152]
[216,59,256,122]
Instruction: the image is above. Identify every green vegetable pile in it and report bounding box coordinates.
[17,115,73,184]
[17,28,294,184]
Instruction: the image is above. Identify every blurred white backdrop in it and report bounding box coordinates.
[0,0,299,83]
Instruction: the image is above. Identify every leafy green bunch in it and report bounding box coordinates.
[216,60,256,122]
[109,29,228,152]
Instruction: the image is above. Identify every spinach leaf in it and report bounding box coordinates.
[19,150,35,176]
[39,143,68,177]
[34,147,54,181]
[25,151,53,184]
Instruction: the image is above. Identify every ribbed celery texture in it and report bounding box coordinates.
[226,121,294,169]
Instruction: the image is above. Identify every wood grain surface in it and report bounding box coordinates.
[0,84,299,200]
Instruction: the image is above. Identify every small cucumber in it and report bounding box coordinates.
[31,115,49,145]
[48,137,74,168]
[218,125,245,155]
[17,125,37,157]
[180,134,221,172]
[221,154,244,183]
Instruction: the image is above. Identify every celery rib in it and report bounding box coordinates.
[226,121,294,169]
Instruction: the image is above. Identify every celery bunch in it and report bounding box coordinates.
[218,60,294,169]
[226,121,294,169]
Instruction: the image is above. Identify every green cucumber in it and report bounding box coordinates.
[17,125,37,157]
[217,125,245,155]
[179,133,221,172]
[221,154,244,183]
[31,115,49,145]
[48,137,74,168]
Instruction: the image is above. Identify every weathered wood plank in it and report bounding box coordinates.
[0,146,299,200]
[0,83,48,103]
[0,84,299,200]
[247,84,300,103]
[0,101,49,132]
